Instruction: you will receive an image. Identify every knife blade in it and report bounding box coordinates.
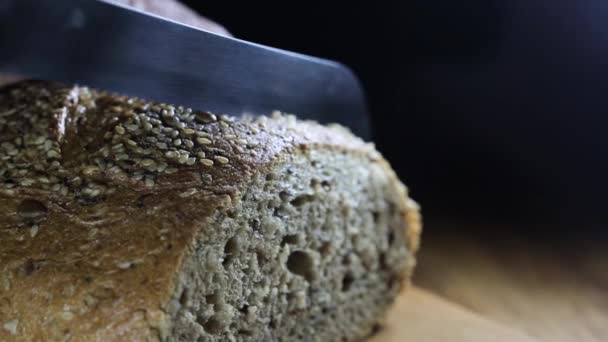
[0,0,371,139]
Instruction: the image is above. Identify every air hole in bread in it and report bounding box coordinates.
[281,234,298,246]
[238,329,253,336]
[179,288,189,306]
[372,211,380,224]
[342,273,355,292]
[205,292,221,305]
[387,231,395,245]
[249,219,260,232]
[321,180,331,191]
[279,191,290,202]
[255,250,268,267]
[319,242,331,258]
[290,194,315,207]
[286,250,315,282]
[202,317,223,334]
[223,236,239,267]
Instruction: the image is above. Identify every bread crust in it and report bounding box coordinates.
[0,81,420,341]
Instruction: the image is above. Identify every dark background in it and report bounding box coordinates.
[185,0,608,231]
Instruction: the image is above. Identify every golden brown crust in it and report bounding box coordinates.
[0,81,420,341]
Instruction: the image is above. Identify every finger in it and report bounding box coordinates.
[115,0,231,36]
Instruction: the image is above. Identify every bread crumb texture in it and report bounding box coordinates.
[0,81,420,341]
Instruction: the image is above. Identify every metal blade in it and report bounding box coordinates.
[0,0,370,138]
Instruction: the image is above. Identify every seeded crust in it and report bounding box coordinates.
[0,81,421,341]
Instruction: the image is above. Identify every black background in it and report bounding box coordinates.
[184,0,608,231]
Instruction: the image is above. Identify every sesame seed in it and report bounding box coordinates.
[195,131,209,137]
[30,225,39,238]
[112,143,125,152]
[215,156,229,164]
[108,166,122,174]
[157,162,168,172]
[46,150,60,159]
[194,111,217,123]
[177,154,190,164]
[2,320,18,335]
[220,121,230,128]
[236,139,248,145]
[173,139,182,147]
[183,128,196,135]
[125,124,139,132]
[82,188,101,197]
[110,106,123,113]
[131,173,144,181]
[197,151,206,158]
[224,134,237,139]
[82,166,99,176]
[184,139,194,148]
[126,139,138,147]
[165,167,178,174]
[20,179,34,186]
[100,147,110,157]
[114,125,126,135]
[165,151,178,159]
[179,188,198,198]
[117,261,132,269]
[200,158,214,166]
[197,137,212,145]
[144,177,155,188]
[33,136,46,145]
[140,159,156,167]
[156,142,168,150]
[186,157,196,166]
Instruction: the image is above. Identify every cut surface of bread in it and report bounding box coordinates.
[0,81,421,341]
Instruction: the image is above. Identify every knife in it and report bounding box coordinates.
[0,0,371,139]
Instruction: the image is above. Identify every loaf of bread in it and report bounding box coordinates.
[0,81,421,341]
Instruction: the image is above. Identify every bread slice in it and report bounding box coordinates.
[0,81,421,341]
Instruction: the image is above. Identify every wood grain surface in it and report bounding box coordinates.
[372,287,538,341]
[413,223,607,342]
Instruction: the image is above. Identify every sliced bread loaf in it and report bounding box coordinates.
[0,81,421,341]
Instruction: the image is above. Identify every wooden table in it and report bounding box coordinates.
[371,222,606,341]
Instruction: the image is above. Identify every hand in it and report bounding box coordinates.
[0,0,230,86]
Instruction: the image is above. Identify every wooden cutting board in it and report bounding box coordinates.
[371,287,538,341]
[400,222,608,342]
